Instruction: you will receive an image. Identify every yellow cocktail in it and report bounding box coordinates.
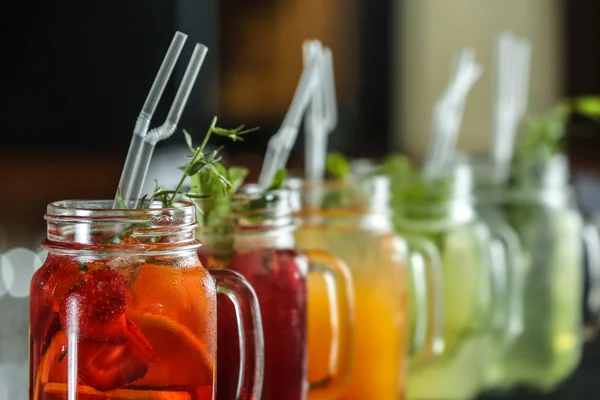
[291,176,412,400]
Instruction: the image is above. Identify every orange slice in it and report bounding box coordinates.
[33,330,68,399]
[130,264,215,329]
[44,383,193,399]
[127,310,214,388]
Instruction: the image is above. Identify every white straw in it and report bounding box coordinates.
[304,42,338,182]
[114,32,187,206]
[113,38,208,207]
[492,31,532,181]
[424,48,483,178]
[257,45,323,188]
[126,43,209,204]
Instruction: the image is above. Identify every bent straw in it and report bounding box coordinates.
[125,43,209,204]
[114,32,187,207]
[492,32,532,182]
[257,48,323,188]
[304,42,338,182]
[423,48,482,179]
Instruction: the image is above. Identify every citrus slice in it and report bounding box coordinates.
[127,310,214,387]
[44,383,193,399]
[33,331,68,400]
[130,264,214,329]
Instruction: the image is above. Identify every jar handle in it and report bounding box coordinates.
[486,222,524,345]
[582,221,600,338]
[404,235,444,365]
[211,269,265,400]
[305,249,354,399]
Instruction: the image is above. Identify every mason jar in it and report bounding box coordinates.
[30,200,264,400]
[467,155,598,392]
[195,189,354,400]
[385,163,509,400]
[288,175,443,400]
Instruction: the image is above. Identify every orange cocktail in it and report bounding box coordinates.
[291,177,408,400]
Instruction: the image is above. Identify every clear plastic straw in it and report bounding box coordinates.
[492,32,532,182]
[305,43,338,182]
[424,48,482,178]
[114,32,187,207]
[125,43,209,204]
[257,50,322,188]
[304,41,325,182]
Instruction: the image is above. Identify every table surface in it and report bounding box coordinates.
[477,338,600,400]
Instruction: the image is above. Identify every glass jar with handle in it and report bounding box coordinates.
[289,174,443,400]
[384,162,510,400]
[29,200,264,400]
[195,188,354,400]
[467,155,600,392]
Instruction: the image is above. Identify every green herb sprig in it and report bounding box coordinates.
[165,116,258,207]
[115,116,258,210]
[111,116,258,244]
[511,95,600,188]
[326,152,351,180]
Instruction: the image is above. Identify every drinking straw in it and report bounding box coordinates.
[423,48,483,179]
[114,32,187,207]
[304,41,338,182]
[113,36,208,207]
[492,31,532,182]
[257,42,324,188]
[125,43,209,204]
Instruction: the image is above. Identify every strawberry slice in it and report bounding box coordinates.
[77,340,148,391]
[31,255,81,358]
[77,319,157,392]
[59,269,130,342]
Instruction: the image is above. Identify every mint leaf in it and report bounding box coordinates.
[572,96,600,120]
[228,167,249,193]
[326,152,350,179]
[268,168,287,190]
[183,129,195,152]
[116,187,128,209]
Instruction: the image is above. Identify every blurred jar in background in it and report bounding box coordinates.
[381,162,509,400]
[290,175,443,400]
[467,155,599,393]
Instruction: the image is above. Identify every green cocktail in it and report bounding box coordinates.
[377,159,509,400]
[470,155,584,392]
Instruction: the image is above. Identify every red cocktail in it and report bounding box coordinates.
[197,189,353,400]
[30,200,263,400]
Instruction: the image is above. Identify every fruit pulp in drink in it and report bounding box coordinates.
[30,253,216,400]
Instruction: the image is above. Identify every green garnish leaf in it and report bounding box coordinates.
[228,167,249,193]
[78,261,89,273]
[212,124,260,142]
[326,152,351,179]
[183,129,195,152]
[185,193,212,199]
[116,187,128,209]
[572,96,600,120]
[268,168,287,190]
[138,194,148,209]
[108,116,258,245]
[379,153,454,222]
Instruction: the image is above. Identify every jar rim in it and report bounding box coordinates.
[46,199,196,221]
[44,199,200,254]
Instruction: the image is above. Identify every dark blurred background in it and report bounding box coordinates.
[1,1,600,398]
